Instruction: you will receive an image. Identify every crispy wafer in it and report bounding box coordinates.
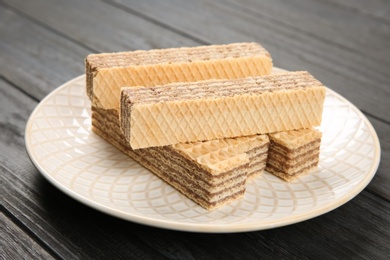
[266,128,322,181]
[85,42,272,110]
[121,71,326,149]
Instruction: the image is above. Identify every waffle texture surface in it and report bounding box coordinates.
[121,71,326,149]
[86,42,272,110]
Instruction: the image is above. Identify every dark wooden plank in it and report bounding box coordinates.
[1,0,199,52]
[323,0,390,23]
[0,5,88,101]
[222,0,390,65]
[105,0,390,122]
[1,212,54,260]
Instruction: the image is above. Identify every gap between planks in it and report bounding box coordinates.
[1,203,61,260]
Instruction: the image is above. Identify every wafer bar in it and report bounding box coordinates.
[86,42,273,110]
[92,106,269,210]
[120,71,326,149]
[266,128,322,181]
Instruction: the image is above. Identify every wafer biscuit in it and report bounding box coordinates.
[121,71,326,149]
[92,106,269,210]
[266,128,322,181]
[85,42,272,110]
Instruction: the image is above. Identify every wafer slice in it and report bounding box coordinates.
[121,71,326,149]
[85,42,272,110]
[92,106,269,210]
[266,128,322,181]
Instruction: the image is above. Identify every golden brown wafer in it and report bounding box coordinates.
[86,42,272,110]
[266,128,322,181]
[121,71,326,149]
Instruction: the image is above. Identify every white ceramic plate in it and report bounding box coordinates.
[25,74,380,233]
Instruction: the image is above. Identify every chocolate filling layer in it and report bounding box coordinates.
[267,149,320,169]
[146,147,248,191]
[269,139,321,158]
[266,159,319,177]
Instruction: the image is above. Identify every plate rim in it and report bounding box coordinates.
[25,73,381,233]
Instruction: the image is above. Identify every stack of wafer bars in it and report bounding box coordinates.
[86,42,326,210]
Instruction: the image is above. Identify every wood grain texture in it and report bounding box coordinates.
[223,0,390,64]
[1,212,54,260]
[1,0,199,52]
[322,0,390,23]
[0,5,88,100]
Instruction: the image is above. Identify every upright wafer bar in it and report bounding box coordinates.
[92,106,269,210]
[266,128,322,181]
[86,42,272,110]
[120,71,326,149]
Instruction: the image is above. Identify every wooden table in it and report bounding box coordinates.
[1,0,389,259]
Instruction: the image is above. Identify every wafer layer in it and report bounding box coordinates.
[266,129,322,181]
[86,42,272,110]
[92,106,269,210]
[121,71,326,149]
